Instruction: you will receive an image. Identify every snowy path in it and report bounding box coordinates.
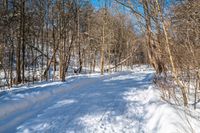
[1,67,198,133]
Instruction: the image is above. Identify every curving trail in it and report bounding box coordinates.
[1,66,194,133]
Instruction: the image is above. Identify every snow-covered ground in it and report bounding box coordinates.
[0,66,200,133]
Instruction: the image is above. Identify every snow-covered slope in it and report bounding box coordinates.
[0,66,199,133]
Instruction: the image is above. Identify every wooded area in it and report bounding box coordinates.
[0,0,140,85]
[0,0,200,107]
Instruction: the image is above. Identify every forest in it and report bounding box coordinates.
[0,0,200,132]
[0,0,141,84]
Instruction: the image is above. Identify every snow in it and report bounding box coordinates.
[0,65,200,133]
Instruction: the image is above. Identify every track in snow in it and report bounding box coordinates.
[0,69,155,133]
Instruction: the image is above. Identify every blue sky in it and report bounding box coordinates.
[90,0,113,9]
[91,0,101,9]
[91,0,98,5]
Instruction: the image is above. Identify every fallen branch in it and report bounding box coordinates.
[105,44,140,71]
[28,44,49,59]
